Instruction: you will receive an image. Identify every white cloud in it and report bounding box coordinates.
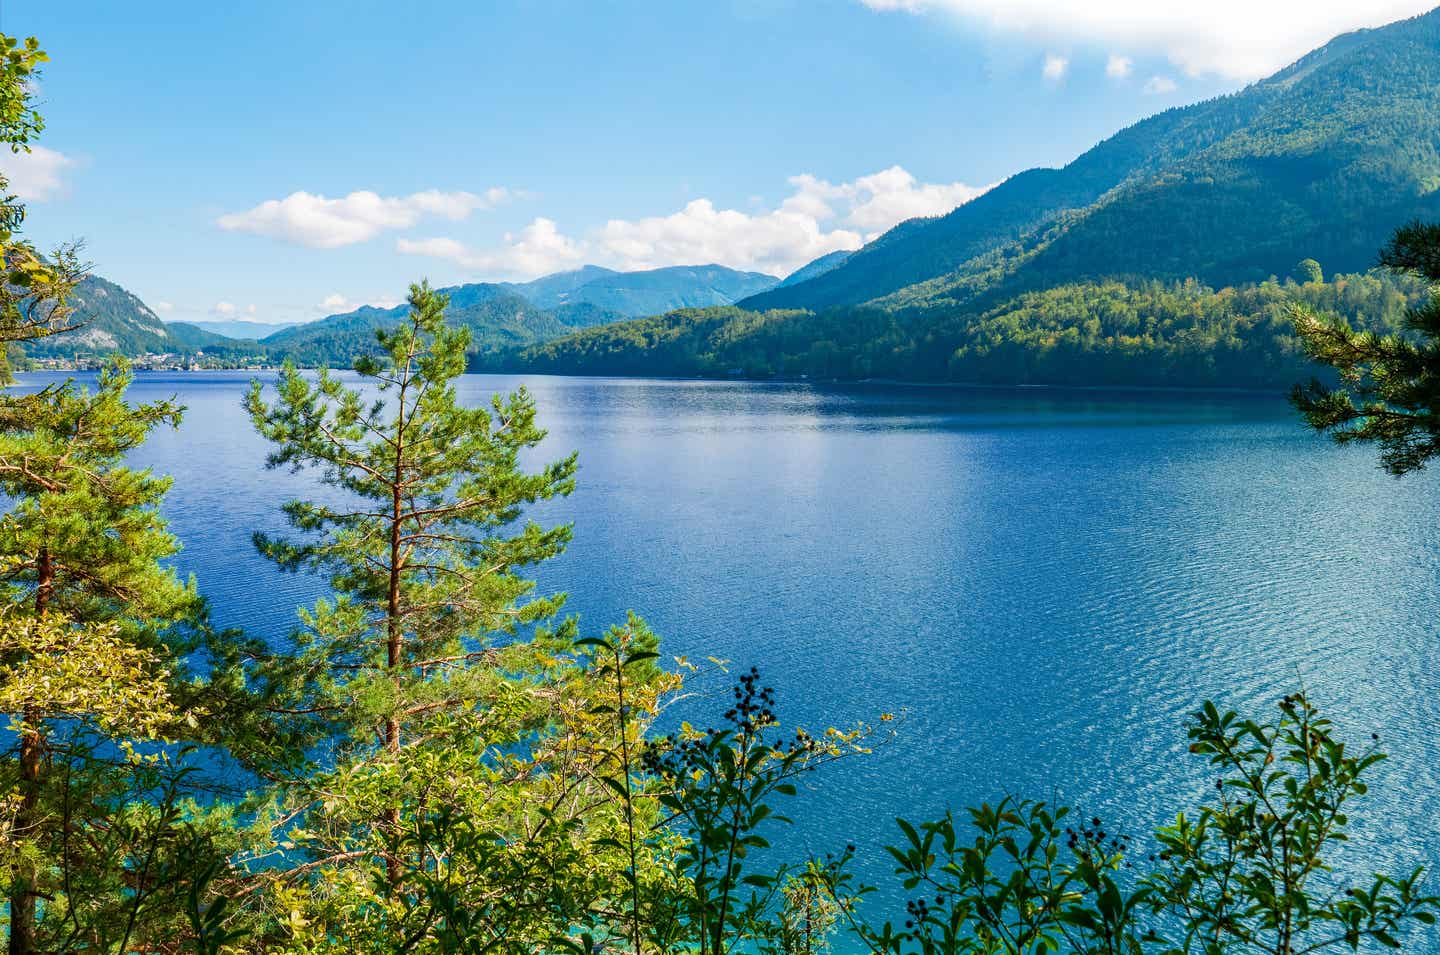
[398,218,586,277]
[0,146,76,201]
[315,292,403,314]
[1143,75,1178,94]
[1105,54,1133,78]
[857,1,1436,79]
[153,301,174,314]
[211,301,238,316]
[216,187,512,248]
[398,166,989,279]
[1042,53,1068,80]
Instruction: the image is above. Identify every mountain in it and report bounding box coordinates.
[506,264,779,317]
[24,275,244,358]
[175,319,299,339]
[261,282,568,365]
[741,8,1440,315]
[504,266,619,307]
[776,250,853,289]
[24,271,614,367]
[509,8,1440,388]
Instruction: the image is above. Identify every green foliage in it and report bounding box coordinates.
[0,359,194,626]
[245,281,577,758]
[1293,220,1440,474]
[824,695,1437,955]
[637,668,873,955]
[1294,259,1324,285]
[242,282,635,951]
[1146,694,1435,954]
[0,360,251,954]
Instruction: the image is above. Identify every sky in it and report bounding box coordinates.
[5,0,1438,326]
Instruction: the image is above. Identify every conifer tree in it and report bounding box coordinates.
[1292,221,1440,474]
[245,280,577,894]
[0,359,204,954]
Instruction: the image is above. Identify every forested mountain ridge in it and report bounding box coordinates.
[742,7,1440,313]
[506,263,779,317]
[496,269,1428,388]
[257,282,573,365]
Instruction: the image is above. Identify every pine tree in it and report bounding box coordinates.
[1292,221,1440,474]
[245,280,577,892]
[0,359,204,954]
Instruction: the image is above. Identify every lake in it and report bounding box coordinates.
[18,370,1440,930]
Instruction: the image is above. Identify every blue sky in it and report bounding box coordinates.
[6,1,1436,325]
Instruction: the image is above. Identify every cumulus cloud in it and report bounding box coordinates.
[398,166,989,279]
[0,146,77,201]
[153,301,174,314]
[216,187,512,248]
[857,0,1435,79]
[1042,53,1069,80]
[315,292,404,314]
[1105,54,1133,78]
[398,218,587,276]
[1143,75,1178,94]
[211,301,238,316]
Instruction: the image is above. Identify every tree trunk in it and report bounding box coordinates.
[384,397,405,892]
[11,547,53,955]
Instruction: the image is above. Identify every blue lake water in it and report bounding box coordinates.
[18,370,1440,935]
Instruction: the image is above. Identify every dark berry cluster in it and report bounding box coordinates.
[724,667,778,734]
[1066,815,1132,865]
[640,730,705,780]
[903,894,946,930]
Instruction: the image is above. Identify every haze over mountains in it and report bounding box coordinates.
[32,6,1440,389]
[183,319,300,339]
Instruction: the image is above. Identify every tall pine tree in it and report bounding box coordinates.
[245,281,577,897]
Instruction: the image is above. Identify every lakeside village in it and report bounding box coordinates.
[24,350,276,373]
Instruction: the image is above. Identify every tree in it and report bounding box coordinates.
[0,33,87,378]
[245,280,581,936]
[0,359,207,954]
[1293,258,1324,284]
[1292,221,1440,474]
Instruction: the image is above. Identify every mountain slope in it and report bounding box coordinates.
[504,266,619,308]
[500,270,1427,388]
[262,283,568,365]
[742,8,1440,313]
[26,275,241,357]
[507,264,779,317]
[777,250,853,289]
